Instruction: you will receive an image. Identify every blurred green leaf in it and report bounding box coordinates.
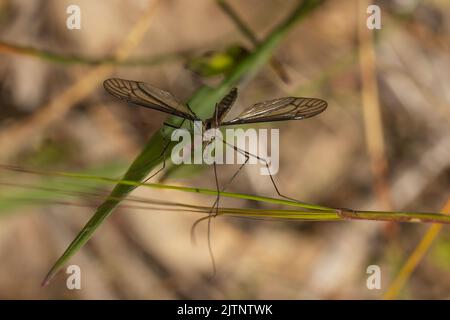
[186,45,249,77]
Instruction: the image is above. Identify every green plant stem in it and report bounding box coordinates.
[216,0,290,82]
[0,164,334,211]
[338,209,450,224]
[0,40,190,66]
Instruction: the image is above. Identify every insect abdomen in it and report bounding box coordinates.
[216,87,238,122]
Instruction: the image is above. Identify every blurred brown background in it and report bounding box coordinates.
[0,0,449,299]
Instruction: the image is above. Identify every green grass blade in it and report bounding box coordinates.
[0,164,337,211]
[2,164,449,227]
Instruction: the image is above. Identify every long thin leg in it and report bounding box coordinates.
[221,138,300,203]
[190,160,220,276]
[141,119,187,183]
[191,135,299,277]
[126,119,186,192]
[191,132,248,233]
[200,154,249,215]
[141,130,169,184]
[206,161,220,276]
[202,105,222,276]
[220,154,249,194]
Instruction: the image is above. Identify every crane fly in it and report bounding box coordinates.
[103,78,327,131]
[103,78,327,273]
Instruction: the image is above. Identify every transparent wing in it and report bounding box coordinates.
[103,78,198,120]
[221,97,327,126]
